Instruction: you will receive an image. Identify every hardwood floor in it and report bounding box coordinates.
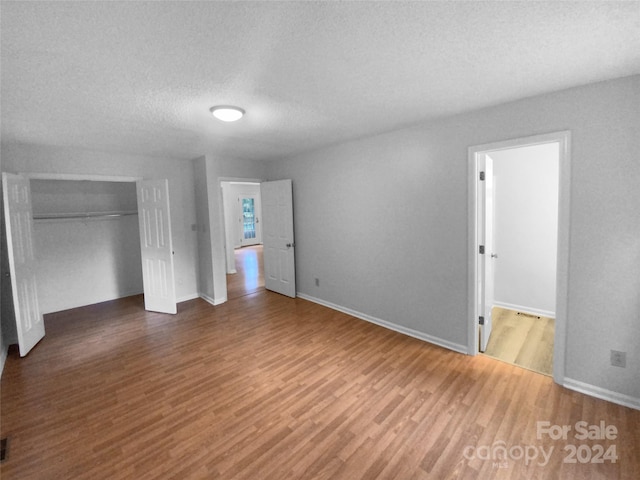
[226,245,264,300]
[483,307,555,376]
[1,293,638,479]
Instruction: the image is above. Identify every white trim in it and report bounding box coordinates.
[297,293,468,355]
[177,293,200,303]
[199,293,227,306]
[492,301,555,319]
[563,378,640,411]
[25,173,143,182]
[468,131,571,387]
[219,177,264,184]
[38,289,146,315]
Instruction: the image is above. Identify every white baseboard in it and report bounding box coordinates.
[297,293,468,355]
[40,290,146,315]
[177,293,200,303]
[199,293,227,306]
[563,377,640,411]
[493,301,555,319]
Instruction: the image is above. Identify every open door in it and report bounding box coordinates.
[2,173,45,356]
[137,179,177,314]
[261,179,296,298]
[479,155,495,351]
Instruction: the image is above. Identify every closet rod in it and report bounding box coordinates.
[33,211,138,220]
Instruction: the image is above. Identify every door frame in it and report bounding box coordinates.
[467,131,571,385]
[219,178,264,276]
[20,172,178,314]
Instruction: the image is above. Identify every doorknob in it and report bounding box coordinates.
[286,243,295,248]
[491,253,498,258]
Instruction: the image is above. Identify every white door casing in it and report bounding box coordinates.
[468,131,571,386]
[2,173,45,356]
[479,155,495,352]
[137,179,177,314]
[262,179,296,298]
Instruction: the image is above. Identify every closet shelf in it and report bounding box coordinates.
[33,211,138,221]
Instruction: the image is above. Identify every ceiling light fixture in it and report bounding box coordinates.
[210,105,245,122]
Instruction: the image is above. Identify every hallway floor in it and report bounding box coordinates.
[483,307,554,376]
[226,245,264,300]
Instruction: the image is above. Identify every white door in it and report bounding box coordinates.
[238,193,261,247]
[137,179,177,314]
[479,155,495,351]
[2,173,45,356]
[261,179,296,298]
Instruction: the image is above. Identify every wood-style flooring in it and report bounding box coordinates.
[226,245,265,300]
[483,307,555,376]
[1,293,638,479]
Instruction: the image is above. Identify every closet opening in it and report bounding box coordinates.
[30,179,143,315]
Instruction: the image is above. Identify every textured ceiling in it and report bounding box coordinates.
[1,1,639,162]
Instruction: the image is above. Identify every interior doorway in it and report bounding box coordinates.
[221,181,263,274]
[468,131,571,384]
[221,180,265,299]
[481,142,559,375]
[220,178,296,300]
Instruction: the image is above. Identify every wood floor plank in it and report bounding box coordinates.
[1,292,638,479]
[484,307,555,375]
[226,245,265,300]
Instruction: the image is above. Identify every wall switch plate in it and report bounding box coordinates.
[610,350,626,368]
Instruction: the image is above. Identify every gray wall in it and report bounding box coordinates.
[267,75,640,400]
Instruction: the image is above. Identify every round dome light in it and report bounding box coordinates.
[210,106,245,122]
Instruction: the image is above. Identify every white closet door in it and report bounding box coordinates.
[137,179,177,314]
[2,173,45,356]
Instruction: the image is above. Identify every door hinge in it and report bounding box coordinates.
[479,171,485,181]
[479,316,485,325]
[479,245,485,254]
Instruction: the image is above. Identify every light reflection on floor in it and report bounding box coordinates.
[227,245,264,299]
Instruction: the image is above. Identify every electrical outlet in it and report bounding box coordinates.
[610,350,626,368]
[314,277,320,287]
